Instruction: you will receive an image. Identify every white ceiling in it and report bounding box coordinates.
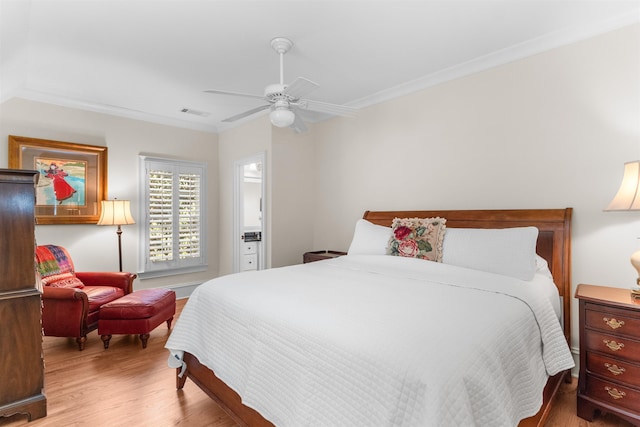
[1,0,638,133]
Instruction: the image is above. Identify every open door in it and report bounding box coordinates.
[233,153,266,273]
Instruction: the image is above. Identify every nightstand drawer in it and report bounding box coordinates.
[584,330,640,363]
[586,352,640,387]
[584,375,640,413]
[585,306,640,337]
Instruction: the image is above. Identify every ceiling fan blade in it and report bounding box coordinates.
[290,110,308,133]
[222,104,271,122]
[283,77,319,99]
[298,99,357,117]
[204,89,265,101]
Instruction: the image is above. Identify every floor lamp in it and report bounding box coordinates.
[97,199,135,272]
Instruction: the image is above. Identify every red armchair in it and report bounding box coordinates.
[36,245,136,350]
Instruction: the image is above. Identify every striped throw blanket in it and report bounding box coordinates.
[36,245,74,278]
[35,245,84,288]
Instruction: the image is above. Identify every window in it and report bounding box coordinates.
[139,156,207,277]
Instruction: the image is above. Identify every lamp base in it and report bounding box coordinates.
[117,225,123,272]
[631,249,640,298]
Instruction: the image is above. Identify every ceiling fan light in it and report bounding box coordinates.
[270,108,295,127]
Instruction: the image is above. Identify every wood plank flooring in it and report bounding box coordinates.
[0,298,633,427]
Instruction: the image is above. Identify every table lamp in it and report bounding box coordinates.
[97,199,135,272]
[605,160,640,297]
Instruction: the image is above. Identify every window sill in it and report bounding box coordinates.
[137,265,208,280]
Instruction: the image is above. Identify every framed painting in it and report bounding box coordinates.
[8,135,108,224]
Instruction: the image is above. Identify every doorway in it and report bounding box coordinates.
[233,153,266,273]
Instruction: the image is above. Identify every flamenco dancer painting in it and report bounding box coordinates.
[36,159,85,207]
[45,163,76,204]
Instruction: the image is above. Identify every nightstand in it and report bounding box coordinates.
[575,284,640,425]
[303,250,347,264]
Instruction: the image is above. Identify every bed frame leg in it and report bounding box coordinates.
[176,368,188,389]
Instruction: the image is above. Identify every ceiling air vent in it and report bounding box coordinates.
[181,108,210,117]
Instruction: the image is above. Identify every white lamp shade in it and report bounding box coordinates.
[270,108,295,127]
[97,200,135,225]
[605,161,640,211]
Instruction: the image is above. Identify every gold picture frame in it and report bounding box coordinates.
[8,135,108,224]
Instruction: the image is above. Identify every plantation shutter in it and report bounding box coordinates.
[140,156,207,276]
[178,173,201,259]
[149,170,174,262]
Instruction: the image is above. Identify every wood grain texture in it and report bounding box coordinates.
[0,298,633,427]
[0,169,46,421]
[576,284,640,425]
[0,299,234,427]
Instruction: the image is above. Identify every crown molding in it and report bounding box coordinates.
[13,88,219,133]
[350,12,640,110]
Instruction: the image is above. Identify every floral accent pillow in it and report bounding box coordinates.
[387,217,446,262]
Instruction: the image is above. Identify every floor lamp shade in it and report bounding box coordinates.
[97,200,135,226]
[97,200,135,272]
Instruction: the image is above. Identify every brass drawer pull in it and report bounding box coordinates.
[604,363,626,376]
[603,339,625,351]
[603,317,625,329]
[605,386,626,400]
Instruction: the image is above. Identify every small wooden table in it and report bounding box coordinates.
[575,284,640,425]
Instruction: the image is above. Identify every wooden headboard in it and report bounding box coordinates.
[363,208,573,345]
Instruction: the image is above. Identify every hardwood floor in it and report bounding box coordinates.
[0,298,633,427]
[0,299,235,427]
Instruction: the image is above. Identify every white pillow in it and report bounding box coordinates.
[535,254,553,279]
[442,227,539,281]
[347,219,392,255]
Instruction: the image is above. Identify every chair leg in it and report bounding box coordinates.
[76,336,86,351]
[166,316,174,329]
[101,334,112,349]
[140,333,150,348]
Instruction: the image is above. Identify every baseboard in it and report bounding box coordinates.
[164,281,202,299]
[570,346,580,378]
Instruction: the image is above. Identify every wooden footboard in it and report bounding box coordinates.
[178,352,274,427]
[178,351,569,427]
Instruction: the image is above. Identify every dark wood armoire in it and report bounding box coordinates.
[0,169,46,421]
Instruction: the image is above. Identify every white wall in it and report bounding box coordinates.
[216,116,316,274]
[217,115,272,276]
[309,24,640,357]
[0,98,219,296]
[270,125,316,267]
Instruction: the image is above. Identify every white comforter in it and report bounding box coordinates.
[166,255,574,427]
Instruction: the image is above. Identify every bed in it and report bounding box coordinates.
[166,208,574,427]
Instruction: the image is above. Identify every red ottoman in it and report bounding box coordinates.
[98,288,176,349]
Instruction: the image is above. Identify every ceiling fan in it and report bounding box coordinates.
[205,37,356,133]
